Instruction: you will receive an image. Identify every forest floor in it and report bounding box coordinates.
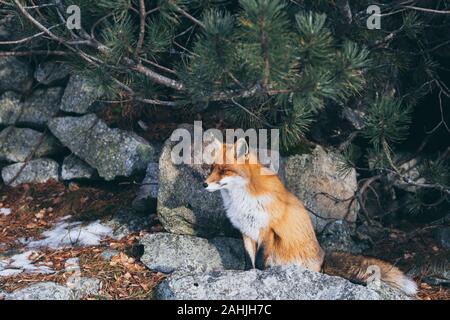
[0,181,165,299]
[0,181,449,300]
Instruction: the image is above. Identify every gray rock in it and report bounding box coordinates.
[0,92,21,126]
[48,114,158,180]
[0,88,64,127]
[140,233,245,273]
[2,158,59,187]
[21,88,64,126]
[0,57,33,93]
[156,265,410,300]
[0,127,62,163]
[342,106,365,130]
[157,124,236,238]
[60,74,104,114]
[61,155,95,180]
[5,282,74,300]
[283,146,359,232]
[71,277,102,299]
[0,15,18,41]
[435,227,450,249]
[318,220,368,254]
[100,249,119,261]
[105,209,153,239]
[34,62,71,85]
[0,15,41,47]
[132,162,159,212]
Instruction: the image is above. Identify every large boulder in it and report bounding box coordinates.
[105,208,154,239]
[318,220,368,254]
[140,233,245,273]
[34,62,71,85]
[283,146,359,232]
[60,74,104,114]
[48,114,158,180]
[1,158,59,187]
[0,57,33,93]
[157,266,410,300]
[0,127,62,163]
[0,88,64,128]
[4,282,74,300]
[157,124,236,238]
[3,278,101,300]
[132,162,159,212]
[61,155,96,180]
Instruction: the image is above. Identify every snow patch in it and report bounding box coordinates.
[0,269,23,277]
[0,208,11,216]
[0,251,54,277]
[27,220,114,249]
[65,257,80,272]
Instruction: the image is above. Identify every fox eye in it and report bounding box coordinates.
[221,168,233,174]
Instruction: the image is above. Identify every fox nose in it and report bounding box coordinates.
[203,182,208,188]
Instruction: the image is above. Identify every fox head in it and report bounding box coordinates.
[203,138,272,192]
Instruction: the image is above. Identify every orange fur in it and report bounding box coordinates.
[205,141,417,295]
[206,142,324,271]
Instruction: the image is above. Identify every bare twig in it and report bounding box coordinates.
[129,61,185,90]
[0,50,68,56]
[230,97,275,128]
[171,2,205,28]
[357,175,383,224]
[404,5,450,14]
[22,3,56,9]
[0,23,63,45]
[260,28,270,88]
[134,0,146,60]
[109,76,178,107]
[141,58,177,75]
[426,85,450,135]
[90,12,114,38]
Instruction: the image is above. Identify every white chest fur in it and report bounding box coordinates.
[220,187,270,242]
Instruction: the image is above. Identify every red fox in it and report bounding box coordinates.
[204,138,417,296]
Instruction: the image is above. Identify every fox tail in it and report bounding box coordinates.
[322,251,417,296]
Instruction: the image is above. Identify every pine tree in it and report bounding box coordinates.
[1,0,449,220]
[2,0,372,148]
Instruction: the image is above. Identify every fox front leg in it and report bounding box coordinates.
[242,235,257,270]
[255,243,267,270]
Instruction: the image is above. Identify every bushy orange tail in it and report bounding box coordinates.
[322,252,417,296]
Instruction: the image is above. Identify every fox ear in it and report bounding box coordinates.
[235,138,249,159]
